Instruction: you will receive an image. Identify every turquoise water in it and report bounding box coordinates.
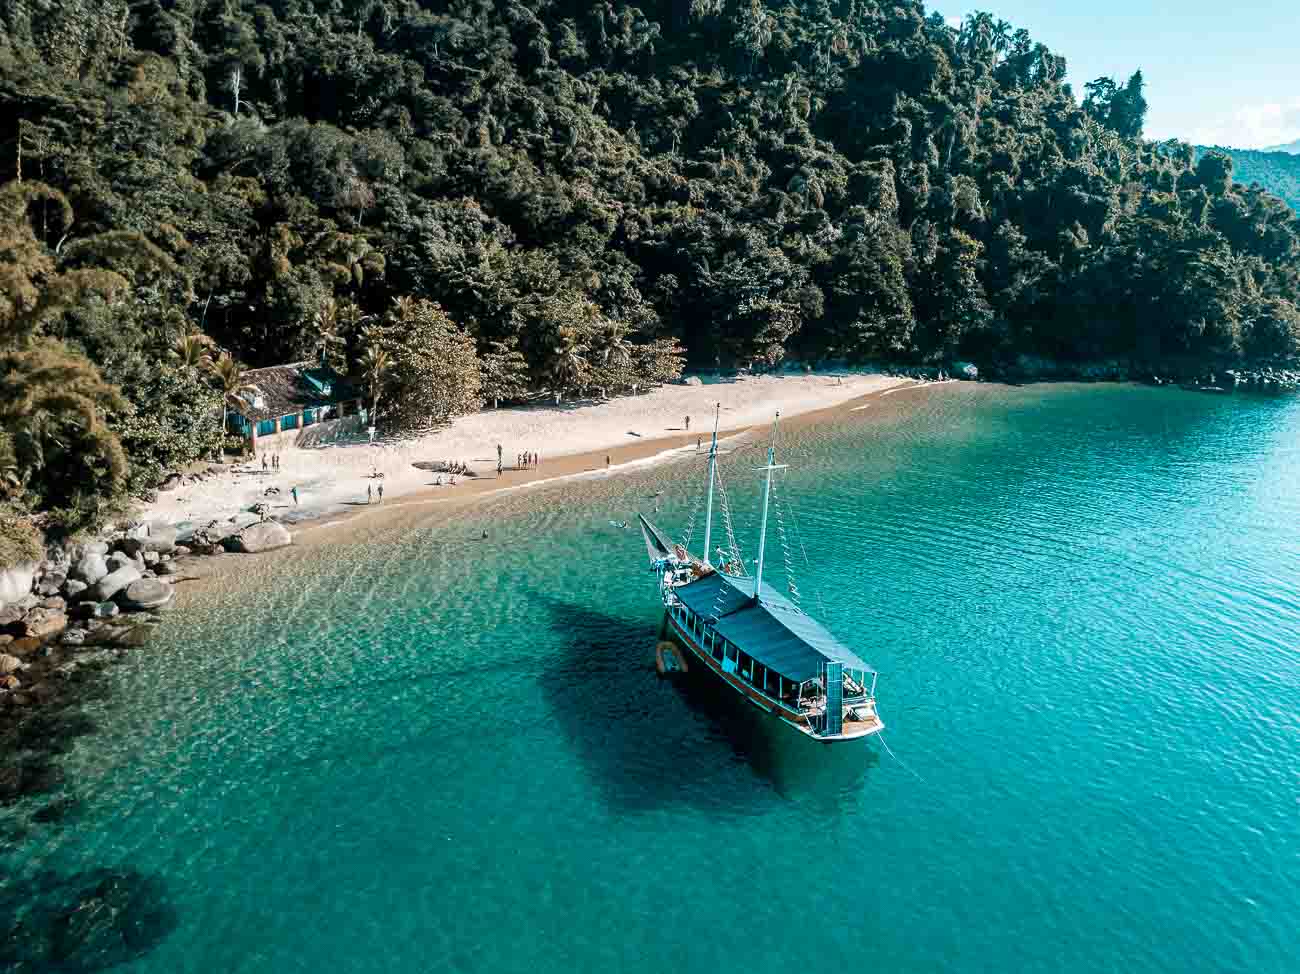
[5,383,1299,973]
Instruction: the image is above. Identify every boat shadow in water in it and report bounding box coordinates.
[534,595,876,815]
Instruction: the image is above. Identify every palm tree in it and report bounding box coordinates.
[360,345,392,428]
[991,19,1012,59]
[172,333,212,371]
[207,352,250,440]
[311,297,347,370]
[550,332,589,403]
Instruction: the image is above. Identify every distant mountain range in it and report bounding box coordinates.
[1195,145,1300,211]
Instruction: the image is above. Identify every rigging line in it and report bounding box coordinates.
[770,475,801,608]
[779,463,827,617]
[877,733,927,783]
[715,460,747,576]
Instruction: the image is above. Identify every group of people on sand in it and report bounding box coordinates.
[260,453,281,471]
[494,444,541,477]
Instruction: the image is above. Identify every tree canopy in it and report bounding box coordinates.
[2,0,1299,527]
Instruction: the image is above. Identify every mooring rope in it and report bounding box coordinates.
[877,733,926,783]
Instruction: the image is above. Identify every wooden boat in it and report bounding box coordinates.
[639,411,882,743]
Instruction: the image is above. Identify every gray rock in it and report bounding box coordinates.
[86,564,142,602]
[172,545,191,557]
[40,596,65,611]
[159,472,183,491]
[82,540,109,556]
[154,561,179,577]
[118,579,173,611]
[106,551,134,572]
[62,578,88,599]
[116,537,146,557]
[36,573,67,597]
[12,594,37,611]
[71,553,110,585]
[91,602,120,620]
[0,562,38,608]
[18,608,67,639]
[0,606,23,628]
[61,629,87,646]
[224,521,292,554]
[0,653,20,675]
[143,550,160,566]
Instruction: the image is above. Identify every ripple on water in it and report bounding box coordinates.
[3,383,1299,974]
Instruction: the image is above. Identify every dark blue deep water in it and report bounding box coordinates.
[5,383,1298,973]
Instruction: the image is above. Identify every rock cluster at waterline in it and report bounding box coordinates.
[0,514,292,718]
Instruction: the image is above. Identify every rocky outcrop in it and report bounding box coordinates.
[86,564,142,603]
[0,562,38,608]
[224,521,292,553]
[118,579,173,611]
[15,607,67,640]
[70,553,109,585]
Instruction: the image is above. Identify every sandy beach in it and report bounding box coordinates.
[138,372,912,534]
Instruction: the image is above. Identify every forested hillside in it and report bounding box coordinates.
[3,0,1300,529]
[1196,146,1300,211]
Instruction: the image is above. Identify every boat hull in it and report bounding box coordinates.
[660,611,882,743]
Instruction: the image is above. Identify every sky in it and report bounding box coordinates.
[938,2,1300,148]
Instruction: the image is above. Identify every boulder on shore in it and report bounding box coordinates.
[18,608,68,639]
[224,521,292,554]
[62,578,88,599]
[0,562,38,608]
[86,564,142,603]
[70,553,109,585]
[118,579,173,611]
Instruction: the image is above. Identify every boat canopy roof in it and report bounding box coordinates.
[673,571,873,683]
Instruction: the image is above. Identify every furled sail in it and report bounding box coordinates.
[638,513,677,566]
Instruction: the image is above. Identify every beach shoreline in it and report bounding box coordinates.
[138,372,916,541]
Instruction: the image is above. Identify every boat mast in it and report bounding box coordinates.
[702,403,720,566]
[752,412,787,601]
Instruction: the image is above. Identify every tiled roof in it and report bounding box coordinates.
[227,363,357,422]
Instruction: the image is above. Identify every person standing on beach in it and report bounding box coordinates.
[497,459,503,478]
[497,444,503,465]
[378,483,384,502]
[605,455,611,467]
[367,483,373,504]
[685,415,690,431]
[291,486,299,505]
[262,455,268,471]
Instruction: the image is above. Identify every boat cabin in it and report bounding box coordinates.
[664,569,878,738]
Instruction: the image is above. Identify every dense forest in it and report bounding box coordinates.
[1197,146,1300,211]
[3,0,1300,531]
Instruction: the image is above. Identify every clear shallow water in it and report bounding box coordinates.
[5,383,1299,973]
